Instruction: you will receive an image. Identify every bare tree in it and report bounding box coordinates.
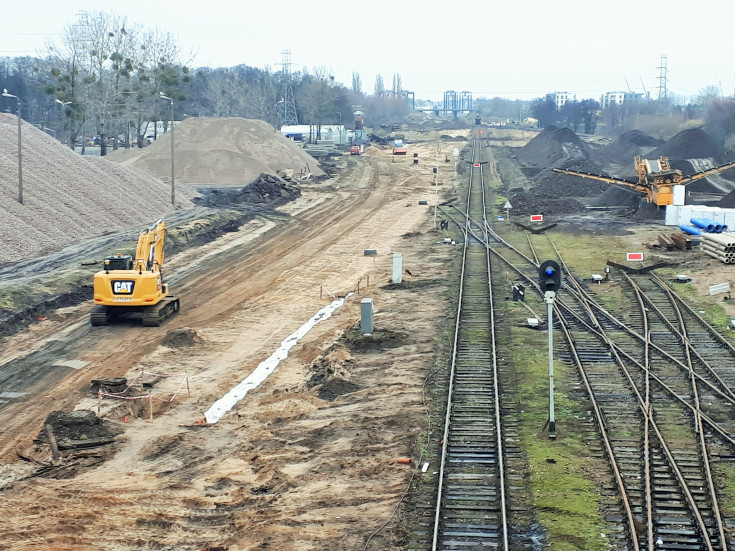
[698,84,722,106]
[374,74,384,97]
[392,73,402,95]
[351,71,361,94]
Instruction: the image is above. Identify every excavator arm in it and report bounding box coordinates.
[550,168,647,193]
[134,218,166,272]
[680,160,735,185]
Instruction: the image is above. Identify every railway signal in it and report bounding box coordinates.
[539,260,561,293]
[539,259,561,439]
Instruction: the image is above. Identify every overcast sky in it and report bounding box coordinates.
[1,1,732,102]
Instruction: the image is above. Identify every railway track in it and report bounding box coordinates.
[430,138,539,550]
[487,229,735,549]
[427,134,735,549]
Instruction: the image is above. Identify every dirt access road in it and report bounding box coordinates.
[0,135,464,550]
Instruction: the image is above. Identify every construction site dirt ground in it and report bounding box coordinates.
[4,126,735,551]
[0,134,464,551]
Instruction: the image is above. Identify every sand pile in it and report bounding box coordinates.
[515,126,592,168]
[0,114,195,266]
[107,117,325,185]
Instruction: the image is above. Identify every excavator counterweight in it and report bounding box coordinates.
[91,219,179,326]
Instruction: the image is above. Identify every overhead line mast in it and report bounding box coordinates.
[278,49,298,126]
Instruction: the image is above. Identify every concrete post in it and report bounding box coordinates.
[360,298,374,335]
[392,253,403,284]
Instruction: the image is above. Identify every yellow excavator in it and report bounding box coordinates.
[552,156,735,207]
[91,219,180,326]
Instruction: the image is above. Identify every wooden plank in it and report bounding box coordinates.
[45,424,60,460]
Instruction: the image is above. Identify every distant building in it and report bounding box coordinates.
[547,92,575,110]
[600,91,649,109]
[281,124,349,145]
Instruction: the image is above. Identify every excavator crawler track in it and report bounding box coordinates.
[142,296,180,326]
[90,305,110,326]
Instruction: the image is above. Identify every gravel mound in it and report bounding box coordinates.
[107,117,325,185]
[0,113,195,266]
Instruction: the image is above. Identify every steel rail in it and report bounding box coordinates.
[543,240,717,549]
[478,229,735,547]
[626,273,727,549]
[431,138,509,550]
[624,273,735,403]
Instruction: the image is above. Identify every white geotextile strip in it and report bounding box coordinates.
[204,294,351,424]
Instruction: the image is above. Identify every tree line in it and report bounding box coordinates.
[0,11,413,155]
[2,10,734,152]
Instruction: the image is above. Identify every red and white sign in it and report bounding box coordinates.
[626,252,644,262]
[473,163,480,167]
[530,214,543,222]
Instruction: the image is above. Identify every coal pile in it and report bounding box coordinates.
[507,187,587,216]
[515,126,593,168]
[717,188,735,208]
[593,130,663,166]
[650,128,726,161]
[588,186,644,208]
[193,173,301,208]
[648,128,735,195]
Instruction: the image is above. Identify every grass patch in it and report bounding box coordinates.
[718,462,735,517]
[498,299,608,550]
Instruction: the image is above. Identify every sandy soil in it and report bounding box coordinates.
[0,116,323,266]
[0,136,462,550]
[0,114,197,265]
[107,117,326,184]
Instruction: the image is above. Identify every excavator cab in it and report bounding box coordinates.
[103,253,134,272]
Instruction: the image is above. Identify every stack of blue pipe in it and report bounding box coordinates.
[680,217,729,236]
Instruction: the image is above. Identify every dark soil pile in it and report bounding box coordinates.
[37,410,119,444]
[507,188,587,216]
[306,344,359,401]
[192,173,301,207]
[162,327,201,348]
[593,130,663,166]
[515,126,592,168]
[317,379,360,402]
[650,128,725,161]
[306,344,355,388]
